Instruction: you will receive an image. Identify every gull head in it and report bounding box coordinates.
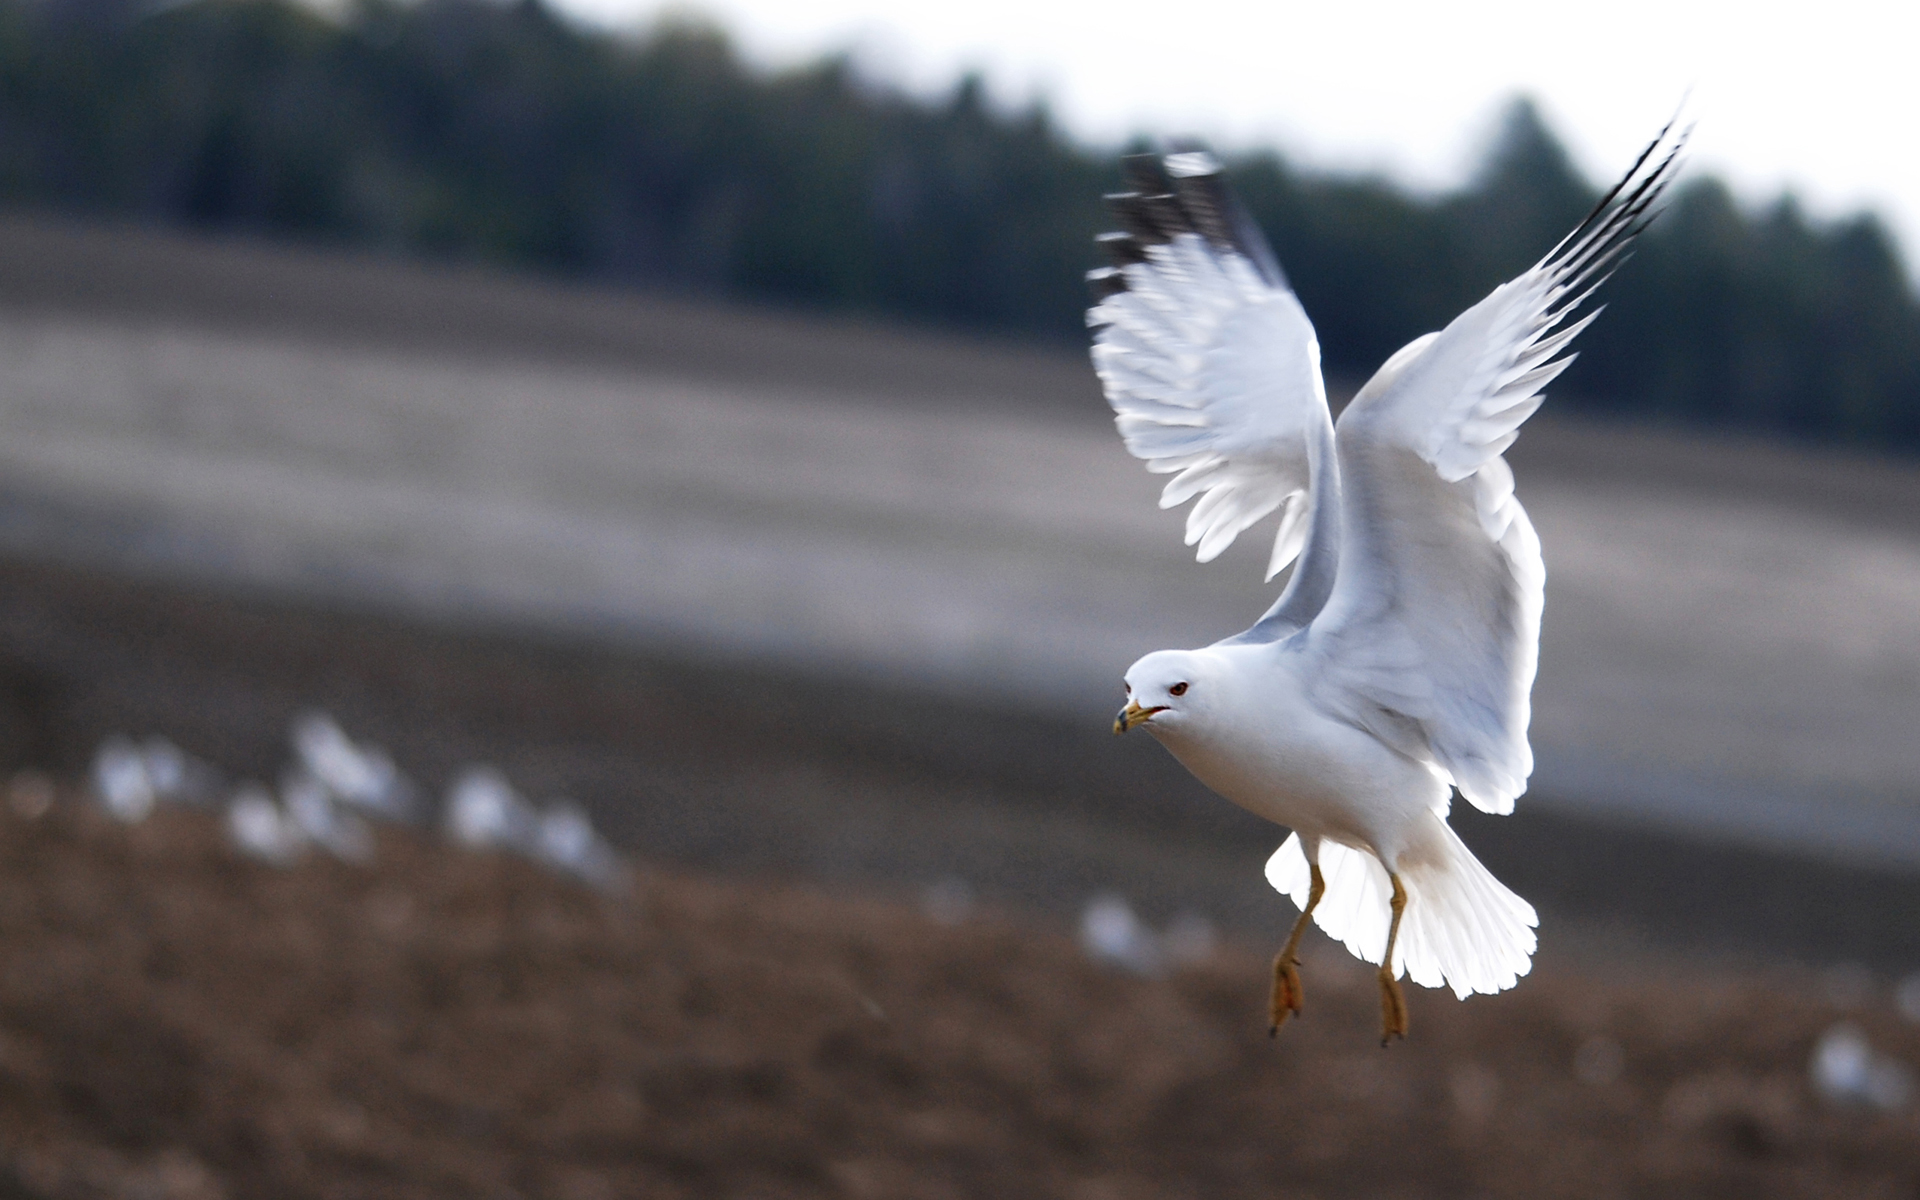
[1114,649,1213,736]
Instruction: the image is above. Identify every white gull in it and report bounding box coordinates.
[1096,123,1687,1042]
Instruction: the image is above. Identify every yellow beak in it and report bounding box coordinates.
[1113,700,1166,735]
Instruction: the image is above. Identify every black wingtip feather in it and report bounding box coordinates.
[1555,117,1674,256]
[1086,266,1129,302]
[1103,192,1178,245]
[1537,116,1689,320]
[1166,173,1237,254]
[1121,152,1174,195]
[1096,231,1150,267]
[1090,142,1289,304]
[1545,134,1682,277]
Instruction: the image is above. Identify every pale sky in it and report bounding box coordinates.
[553,0,1920,274]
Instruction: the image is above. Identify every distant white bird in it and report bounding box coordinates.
[1097,124,1685,1043]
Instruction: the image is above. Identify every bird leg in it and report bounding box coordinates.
[1377,872,1410,1046]
[1269,863,1324,1035]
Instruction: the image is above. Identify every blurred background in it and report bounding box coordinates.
[0,0,1917,1195]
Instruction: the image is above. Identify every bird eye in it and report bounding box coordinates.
[1170,682,1189,696]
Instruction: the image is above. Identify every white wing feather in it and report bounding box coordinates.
[1306,133,1682,815]
[1090,230,1328,578]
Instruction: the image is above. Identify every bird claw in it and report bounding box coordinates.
[1269,953,1304,1035]
[1376,966,1409,1046]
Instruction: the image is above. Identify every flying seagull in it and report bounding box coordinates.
[1096,123,1685,1044]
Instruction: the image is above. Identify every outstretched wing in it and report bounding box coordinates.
[1306,122,1688,815]
[1087,149,1333,583]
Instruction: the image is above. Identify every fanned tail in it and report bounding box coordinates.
[1266,817,1537,1000]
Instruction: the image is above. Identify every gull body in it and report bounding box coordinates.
[1129,645,1447,862]
[1090,127,1686,1036]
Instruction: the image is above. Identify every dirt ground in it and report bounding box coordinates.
[0,793,1911,1200]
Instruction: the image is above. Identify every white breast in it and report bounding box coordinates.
[1149,646,1448,858]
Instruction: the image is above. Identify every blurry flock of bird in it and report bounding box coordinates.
[13,711,1907,1112]
[82,713,626,891]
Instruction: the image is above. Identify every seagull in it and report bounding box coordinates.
[1096,123,1685,1043]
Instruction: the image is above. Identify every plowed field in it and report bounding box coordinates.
[0,794,1912,1200]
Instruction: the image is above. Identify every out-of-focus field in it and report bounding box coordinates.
[0,797,1916,1200]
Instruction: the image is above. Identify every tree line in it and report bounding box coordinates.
[3,0,1917,445]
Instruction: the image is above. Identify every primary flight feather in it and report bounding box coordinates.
[1096,124,1686,1042]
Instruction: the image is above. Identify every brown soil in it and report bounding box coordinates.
[0,794,1913,1200]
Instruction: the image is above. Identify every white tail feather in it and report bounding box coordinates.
[1265,820,1537,1000]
